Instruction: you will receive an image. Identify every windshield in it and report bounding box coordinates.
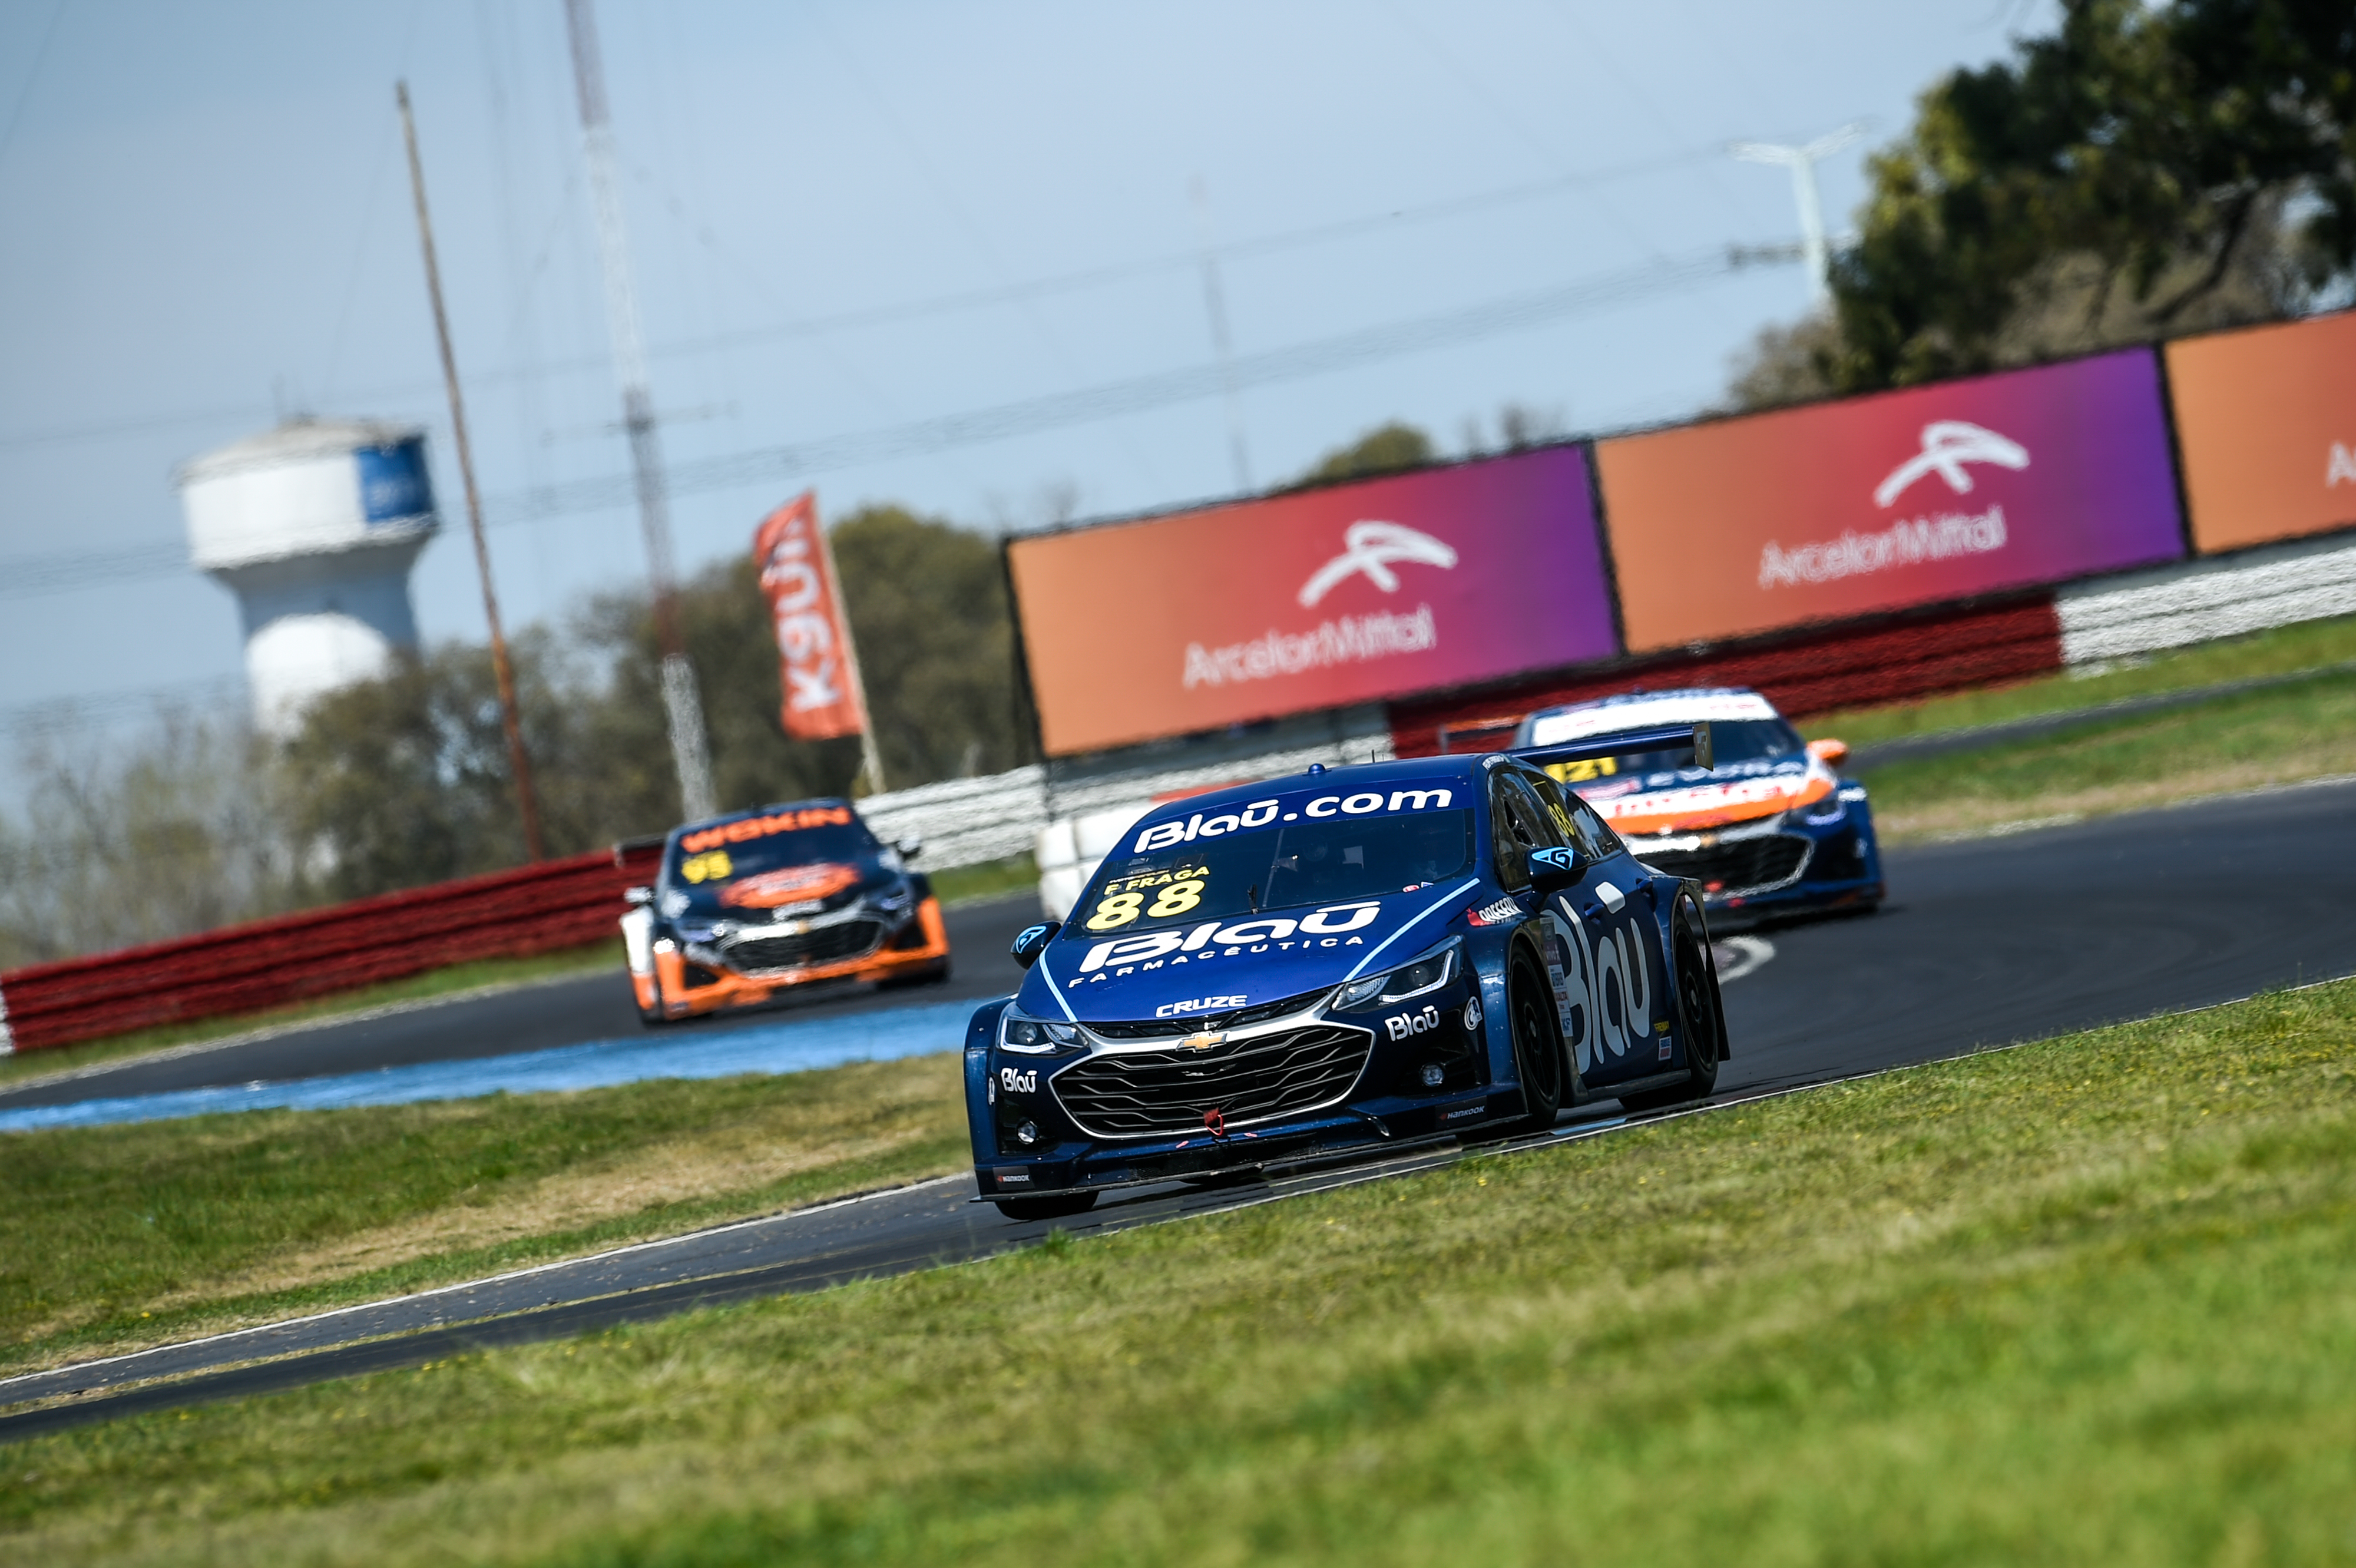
[1541,718,1806,790]
[1066,809,1474,940]
[663,808,879,909]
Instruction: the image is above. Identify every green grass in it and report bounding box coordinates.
[1854,666,2356,842]
[1812,610,2356,748]
[925,851,1038,909]
[6,980,2354,1566]
[0,1054,967,1378]
[0,940,627,1089]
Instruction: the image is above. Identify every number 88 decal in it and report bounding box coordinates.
[1083,878,1206,931]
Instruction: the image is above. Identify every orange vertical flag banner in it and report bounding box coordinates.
[753,492,866,740]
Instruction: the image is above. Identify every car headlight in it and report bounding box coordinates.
[1000,1007,1083,1054]
[872,879,914,913]
[1332,941,1458,1010]
[1800,792,1847,826]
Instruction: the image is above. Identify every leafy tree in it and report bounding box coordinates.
[1757,0,2355,400]
[829,504,1030,788]
[1289,422,1437,488]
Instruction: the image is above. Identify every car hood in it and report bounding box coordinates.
[1016,879,1484,1026]
[1573,756,1838,836]
[661,855,901,922]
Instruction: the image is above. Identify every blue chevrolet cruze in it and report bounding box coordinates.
[967,741,1731,1220]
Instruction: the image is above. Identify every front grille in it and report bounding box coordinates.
[1634,834,1812,895]
[1083,987,1332,1040]
[1051,1024,1374,1139]
[720,919,884,974]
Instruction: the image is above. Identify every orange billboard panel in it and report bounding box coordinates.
[2166,310,2356,554]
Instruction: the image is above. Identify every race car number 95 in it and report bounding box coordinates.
[1085,878,1205,931]
[680,850,734,884]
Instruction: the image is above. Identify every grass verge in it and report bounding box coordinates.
[0,1054,967,1379]
[5,980,2353,1565]
[925,851,1038,908]
[1811,608,2356,749]
[0,941,627,1090]
[1853,666,2356,842]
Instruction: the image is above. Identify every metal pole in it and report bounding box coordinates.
[560,0,717,822]
[815,518,885,795]
[1190,175,1253,493]
[396,81,548,862]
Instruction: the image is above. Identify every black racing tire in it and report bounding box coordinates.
[993,1192,1100,1222]
[1499,945,1567,1134]
[1622,897,1726,1112]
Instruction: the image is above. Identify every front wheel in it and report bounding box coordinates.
[1499,947,1566,1134]
[993,1192,1098,1222]
[1623,897,1726,1112]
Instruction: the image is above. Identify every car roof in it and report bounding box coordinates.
[1520,687,1779,745]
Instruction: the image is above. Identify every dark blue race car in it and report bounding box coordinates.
[965,736,1732,1220]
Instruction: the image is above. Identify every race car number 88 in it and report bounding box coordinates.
[1084,878,1205,931]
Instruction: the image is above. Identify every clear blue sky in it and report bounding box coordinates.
[0,0,2056,758]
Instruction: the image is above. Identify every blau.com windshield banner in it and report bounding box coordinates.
[1594,349,2187,652]
[1007,445,1617,756]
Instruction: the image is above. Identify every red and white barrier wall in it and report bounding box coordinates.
[0,841,661,1056]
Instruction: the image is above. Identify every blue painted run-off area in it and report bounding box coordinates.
[0,1000,978,1135]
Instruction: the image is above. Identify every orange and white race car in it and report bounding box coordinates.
[620,799,950,1023]
[1510,688,1883,925]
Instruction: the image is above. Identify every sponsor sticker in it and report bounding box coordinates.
[680,805,853,854]
[1155,993,1247,1020]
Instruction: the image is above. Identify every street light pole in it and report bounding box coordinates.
[1732,123,1865,305]
[560,0,717,823]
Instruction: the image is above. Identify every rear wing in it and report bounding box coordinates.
[1506,721,1715,774]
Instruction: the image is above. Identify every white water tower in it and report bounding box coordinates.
[177,418,440,734]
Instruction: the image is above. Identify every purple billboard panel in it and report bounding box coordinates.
[1009,445,1617,755]
[1599,349,2189,651]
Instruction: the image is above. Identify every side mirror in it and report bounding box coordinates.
[624,885,654,907]
[1692,720,1715,771]
[1010,921,1060,968]
[1806,737,1849,769]
[895,835,924,862]
[1526,845,1586,894]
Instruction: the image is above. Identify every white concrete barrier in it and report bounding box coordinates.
[2059,533,2356,664]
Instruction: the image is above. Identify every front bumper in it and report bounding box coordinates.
[631,896,951,1018]
[1619,790,1883,928]
[969,974,1503,1197]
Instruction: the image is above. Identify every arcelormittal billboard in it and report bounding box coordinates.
[1596,349,2187,651]
[1007,445,1617,756]
[2165,309,2356,554]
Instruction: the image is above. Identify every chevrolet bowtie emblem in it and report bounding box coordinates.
[1180,1031,1227,1052]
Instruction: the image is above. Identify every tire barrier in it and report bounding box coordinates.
[0,841,662,1056]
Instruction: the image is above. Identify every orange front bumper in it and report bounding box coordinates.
[629,897,951,1020]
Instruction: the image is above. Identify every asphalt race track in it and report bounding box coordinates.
[6,779,2355,1439]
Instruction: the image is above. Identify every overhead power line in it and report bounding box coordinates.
[0,239,1799,601]
[0,141,1743,458]
[491,240,1796,523]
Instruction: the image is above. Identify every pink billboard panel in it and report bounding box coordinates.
[1008,446,1617,756]
[1596,350,2188,651]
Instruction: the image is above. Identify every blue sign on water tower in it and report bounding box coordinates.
[355,437,434,526]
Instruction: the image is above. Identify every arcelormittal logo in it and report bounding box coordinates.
[1873,422,2031,508]
[1298,520,1458,607]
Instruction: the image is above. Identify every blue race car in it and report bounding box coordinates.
[965,735,1732,1220]
[1510,689,1885,929]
